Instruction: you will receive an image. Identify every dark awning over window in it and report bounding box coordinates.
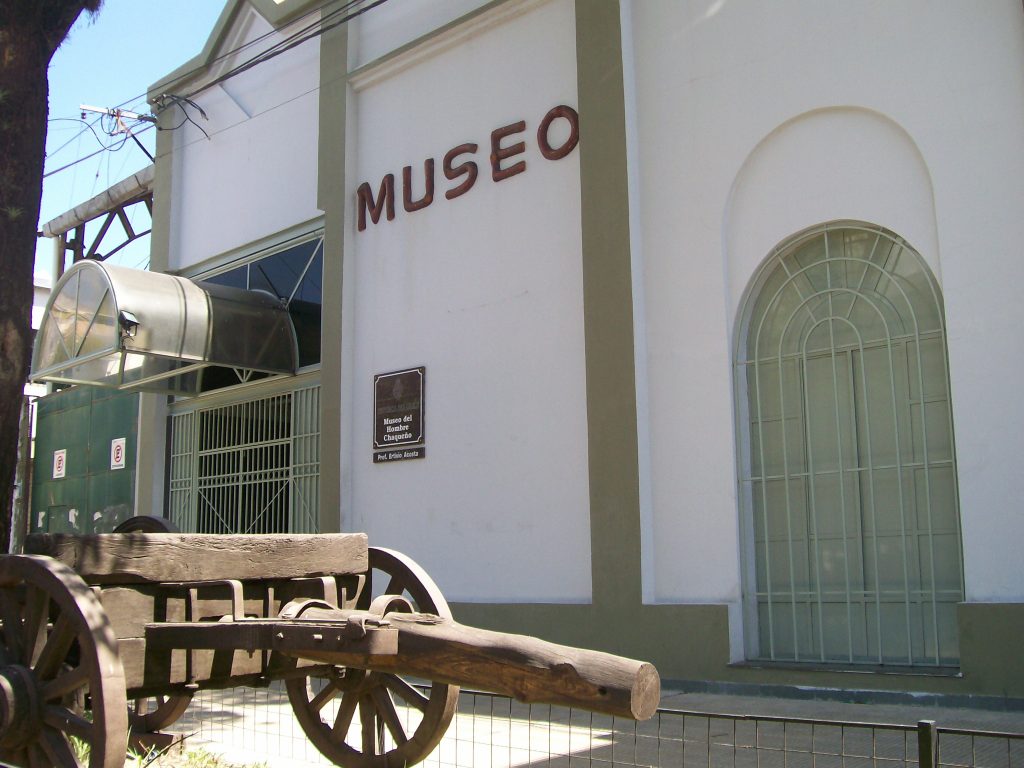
[31,261,298,396]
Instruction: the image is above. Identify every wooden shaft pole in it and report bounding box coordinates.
[291,607,660,720]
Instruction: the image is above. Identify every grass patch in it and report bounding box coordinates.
[141,747,270,768]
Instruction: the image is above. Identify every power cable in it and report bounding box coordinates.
[161,95,210,140]
[173,0,383,103]
[81,0,365,125]
[44,0,355,172]
[43,127,148,179]
[43,0,388,180]
[46,115,106,157]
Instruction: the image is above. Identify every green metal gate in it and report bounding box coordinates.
[168,383,320,533]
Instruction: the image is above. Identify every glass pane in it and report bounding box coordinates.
[196,237,323,392]
[204,266,248,290]
[250,242,308,298]
[76,291,118,359]
[34,318,71,370]
[291,246,323,368]
[50,270,80,355]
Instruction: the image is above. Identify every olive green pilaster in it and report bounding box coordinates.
[316,3,349,533]
[133,106,178,519]
[456,0,644,655]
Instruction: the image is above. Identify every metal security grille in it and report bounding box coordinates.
[290,384,321,533]
[168,687,1024,768]
[168,384,320,534]
[735,222,963,666]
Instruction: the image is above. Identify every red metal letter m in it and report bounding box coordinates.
[357,174,396,231]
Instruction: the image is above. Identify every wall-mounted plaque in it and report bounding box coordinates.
[373,367,425,461]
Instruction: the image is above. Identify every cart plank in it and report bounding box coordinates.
[24,533,369,584]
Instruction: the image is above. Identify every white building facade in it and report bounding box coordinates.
[134,0,1024,698]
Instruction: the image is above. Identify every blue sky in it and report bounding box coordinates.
[37,0,226,280]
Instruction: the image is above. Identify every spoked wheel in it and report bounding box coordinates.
[0,554,128,768]
[112,516,180,534]
[129,693,192,733]
[285,547,460,768]
[113,515,192,733]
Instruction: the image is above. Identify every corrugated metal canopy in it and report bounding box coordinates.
[31,261,298,396]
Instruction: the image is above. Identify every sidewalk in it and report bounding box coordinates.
[659,686,1024,734]
[156,682,1024,768]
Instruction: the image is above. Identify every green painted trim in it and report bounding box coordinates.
[33,388,142,532]
[249,0,328,27]
[148,1,241,99]
[174,220,324,279]
[454,602,1024,698]
[166,370,322,416]
[451,602,729,669]
[575,0,642,612]
[317,3,348,534]
[149,117,174,275]
[958,602,1024,697]
[347,0,507,82]
[137,103,177,521]
[133,394,168,518]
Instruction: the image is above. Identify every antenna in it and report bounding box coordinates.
[79,104,157,124]
[79,104,157,161]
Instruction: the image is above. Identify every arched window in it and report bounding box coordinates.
[735,222,963,667]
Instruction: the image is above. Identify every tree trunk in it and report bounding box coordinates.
[0,1,99,551]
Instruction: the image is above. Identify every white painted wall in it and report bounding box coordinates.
[167,6,321,272]
[625,0,1024,637]
[343,0,591,603]
[160,0,1024,618]
[348,0,491,71]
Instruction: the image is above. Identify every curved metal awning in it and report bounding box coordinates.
[31,261,298,396]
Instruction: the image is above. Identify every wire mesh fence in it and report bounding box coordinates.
[164,685,1024,768]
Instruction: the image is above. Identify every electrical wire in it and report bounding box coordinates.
[44,0,387,181]
[63,0,366,130]
[43,127,148,179]
[46,115,106,156]
[162,95,211,140]
[46,111,148,171]
[147,0,385,145]
[173,0,381,102]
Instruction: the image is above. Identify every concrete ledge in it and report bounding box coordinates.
[665,677,1024,713]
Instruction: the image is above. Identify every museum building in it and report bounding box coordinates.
[31,0,1024,700]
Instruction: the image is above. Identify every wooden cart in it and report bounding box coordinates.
[0,529,660,768]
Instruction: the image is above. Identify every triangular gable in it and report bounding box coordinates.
[147,0,325,101]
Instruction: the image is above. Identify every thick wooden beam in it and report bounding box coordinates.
[24,533,369,584]
[287,606,660,720]
[144,618,398,656]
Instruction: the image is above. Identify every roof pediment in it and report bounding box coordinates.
[147,0,325,102]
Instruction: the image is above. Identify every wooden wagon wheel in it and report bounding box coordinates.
[128,693,193,734]
[112,515,180,534]
[112,515,193,733]
[285,547,460,768]
[0,554,128,768]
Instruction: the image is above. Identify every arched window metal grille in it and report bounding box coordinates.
[735,222,963,667]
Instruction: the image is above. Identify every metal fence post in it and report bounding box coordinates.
[918,720,938,768]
